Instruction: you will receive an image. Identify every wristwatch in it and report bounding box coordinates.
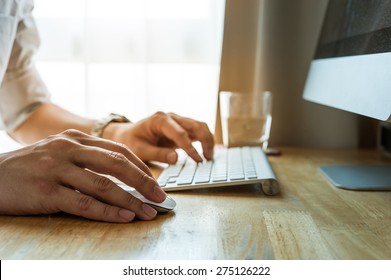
[91,113,130,138]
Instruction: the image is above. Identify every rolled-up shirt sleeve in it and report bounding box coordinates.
[0,0,51,131]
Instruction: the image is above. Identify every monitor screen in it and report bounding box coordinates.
[302,0,391,190]
[303,0,391,122]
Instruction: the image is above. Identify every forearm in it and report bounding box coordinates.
[9,103,96,144]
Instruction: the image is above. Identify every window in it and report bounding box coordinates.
[0,0,225,152]
[35,0,224,129]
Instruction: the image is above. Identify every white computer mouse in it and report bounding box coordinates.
[113,180,176,212]
[125,187,176,213]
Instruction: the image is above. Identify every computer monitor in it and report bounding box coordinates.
[303,0,391,190]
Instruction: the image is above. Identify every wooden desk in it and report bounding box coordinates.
[1,148,390,259]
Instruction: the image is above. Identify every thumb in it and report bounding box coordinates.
[138,144,178,164]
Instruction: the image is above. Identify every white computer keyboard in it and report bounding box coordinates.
[157,146,280,195]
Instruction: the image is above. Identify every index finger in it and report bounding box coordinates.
[61,129,153,177]
[71,146,166,203]
[169,113,214,160]
[158,116,203,162]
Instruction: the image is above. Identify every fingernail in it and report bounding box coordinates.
[142,204,157,218]
[154,186,167,201]
[119,209,135,221]
[167,151,177,163]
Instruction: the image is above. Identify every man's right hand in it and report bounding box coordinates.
[0,129,166,223]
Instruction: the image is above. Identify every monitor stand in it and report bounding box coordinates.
[320,165,391,190]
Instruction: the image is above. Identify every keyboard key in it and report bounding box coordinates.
[229,174,245,180]
[194,177,210,183]
[177,177,194,185]
[212,176,227,182]
[167,177,177,183]
[158,181,167,187]
[157,177,168,187]
[164,165,183,177]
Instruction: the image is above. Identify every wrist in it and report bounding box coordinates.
[101,121,131,141]
[91,113,130,139]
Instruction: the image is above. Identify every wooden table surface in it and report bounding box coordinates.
[1,147,390,260]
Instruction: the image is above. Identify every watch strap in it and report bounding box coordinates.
[91,113,130,138]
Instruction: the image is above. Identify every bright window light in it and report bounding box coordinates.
[0,0,225,151]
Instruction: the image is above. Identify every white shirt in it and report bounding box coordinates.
[0,0,50,131]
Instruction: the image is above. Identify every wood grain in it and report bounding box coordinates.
[0,148,390,259]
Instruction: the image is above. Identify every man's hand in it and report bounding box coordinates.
[0,129,166,223]
[104,112,215,164]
